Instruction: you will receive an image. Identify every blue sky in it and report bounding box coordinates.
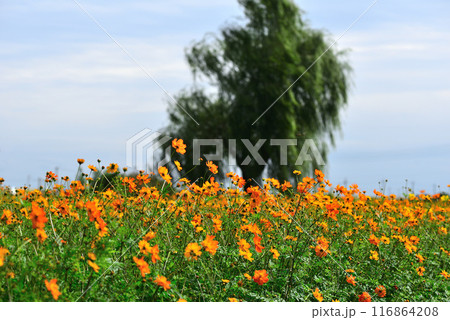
[1,0,449,195]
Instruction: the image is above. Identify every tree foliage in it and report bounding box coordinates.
[165,0,351,183]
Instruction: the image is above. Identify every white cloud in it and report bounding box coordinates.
[0,39,194,161]
[325,20,450,192]
[1,0,237,15]
[0,41,190,84]
[0,39,194,131]
[337,25,450,61]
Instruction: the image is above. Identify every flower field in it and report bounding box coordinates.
[0,142,449,302]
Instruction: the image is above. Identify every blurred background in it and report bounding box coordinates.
[0,0,449,194]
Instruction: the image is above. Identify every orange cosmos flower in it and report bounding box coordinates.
[238,239,251,251]
[106,163,119,174]
[139,240,151,255]
[253,234,265,253]
[149,245,161,263]
[369,250,379,261]
[88,252,96,261]
[0,177,4,184]
[133,256,150,277]
[174,160,182,171]
[85,201,101,222]
[405,242,418,254]
[267,178,282,189]
[158,166,172,184]
[45,171,58,182]
[213,216,222,233]
[0,247,10,267]
[95,217,108,237]
[346,275,357,286]
[440,270,449,279]
[281,180,292,191]
[313,288,324,302]
[45,279,62,301]
[201,235,219,255]
[88,260,100,273]
[184,243,202,261]
[191,214,202,227]
[380,235,390,244]
[315,245,328,258]
[242,223,262,234]
[136,173,151,185]
[178,299,187,302]
[253,269,269,285]
[88,165,98,172]
[409,236,420,245]
[270,247,280,259]
[77,158,85,165]
[237,238,253,261]
[206,161,218,174]
[315,236,330,257]
[315,169,324,182]
[172,138,186,154]
[416,266,425,276]
[244,273,252,281]
[154,275,171,291]
[369,234,380,246]
[228,298,238,302]
[415,253,425,263]
[374,285,386,298]
[1,209,13,225]
[359,292,372,302]
[143,231,156,241]
[239,249,253,261]
[36,228,48,243]
[440,247,450,256]
[30,202,48,229]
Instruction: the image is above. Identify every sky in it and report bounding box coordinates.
[0,0,449,195]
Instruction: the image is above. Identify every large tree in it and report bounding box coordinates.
[165,0,350,184]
